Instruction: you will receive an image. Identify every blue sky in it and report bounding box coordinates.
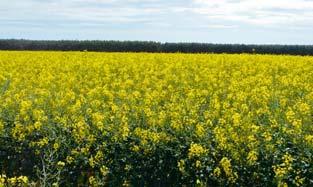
[1,0,313,44]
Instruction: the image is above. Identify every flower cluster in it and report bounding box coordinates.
[0,51,312,186]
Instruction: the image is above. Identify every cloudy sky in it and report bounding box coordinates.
[1,0,313,44]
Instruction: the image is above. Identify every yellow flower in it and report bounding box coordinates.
[0,121,4,135]
[66,156,74,164]
[298,102,310,115]
[8,177,17,185]
[305,135,313,145]
[17,176,28,184]
[34,121,42,130]
[219,157,237,183]
[0,175,6,186]
[57,161,65,168]
[195,123,205,138]
[100,166,109,176]
[247,151,258,165]
[232,113,241,125]
[195,160,201,168]
[36,137,49,147]
[286,109,295,123]
[177,160,185,174]
[188,143,207,159]
[213,167,221,177]
[273,153,294,180]
[53,143,60,150]
[89,157,96,168]
[88,176,96,186]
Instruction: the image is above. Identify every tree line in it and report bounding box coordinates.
[1,39,313,55]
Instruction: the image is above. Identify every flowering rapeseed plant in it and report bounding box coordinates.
[0,51,312,186]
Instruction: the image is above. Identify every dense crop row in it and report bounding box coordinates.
[0,52,312,186]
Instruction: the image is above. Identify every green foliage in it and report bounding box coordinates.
[1,39,313,55]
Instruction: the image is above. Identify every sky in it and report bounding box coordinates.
[1,0,313,44]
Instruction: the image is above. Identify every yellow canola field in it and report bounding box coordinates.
[0,51,312,186]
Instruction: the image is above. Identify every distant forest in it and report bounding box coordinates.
[1,39,313,55]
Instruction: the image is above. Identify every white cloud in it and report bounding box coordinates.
[191,0,313,27]
[0,0,182,24]
[2,0,313,34]
[200,24,238,29]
